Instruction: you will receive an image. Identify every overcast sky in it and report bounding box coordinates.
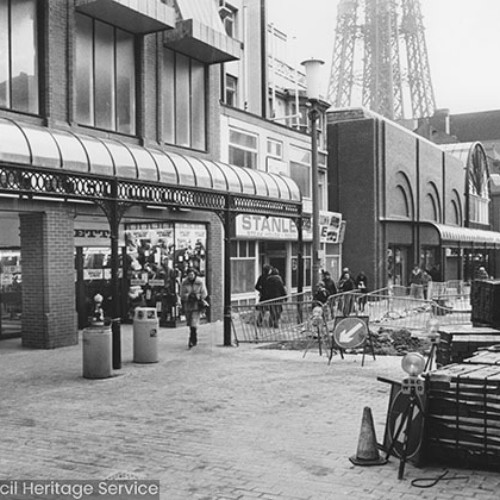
[267,0,500,115]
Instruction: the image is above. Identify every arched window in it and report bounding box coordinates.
[393,172,414,219]
[422,182,441,222]
[448,189,462,226]
[467,144,489,224]
[395,185,410,217]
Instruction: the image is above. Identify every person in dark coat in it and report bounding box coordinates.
[355,271,368,312]
[322,271,338,297]
[255,264,272,326]
[265,267,287,328]
[314,281,329,305]
[338,270,356,316]
[180,267,208,349]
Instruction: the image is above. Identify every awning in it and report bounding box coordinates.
[431,222,500,247]
[0,118,300,202]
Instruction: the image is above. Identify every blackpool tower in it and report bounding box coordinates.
[327,0,436,120]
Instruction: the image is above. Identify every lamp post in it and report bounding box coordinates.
[301,58,324,291]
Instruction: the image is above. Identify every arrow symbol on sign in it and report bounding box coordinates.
[394,406,420,444]
[339,322,363,344]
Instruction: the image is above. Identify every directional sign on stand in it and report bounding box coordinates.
[387,391,424,459]
[333,317,369,350]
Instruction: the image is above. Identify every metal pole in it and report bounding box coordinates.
[110,180,121,369]
[310,100,321,290]
[297,212,304,294]
[223,200,233,347]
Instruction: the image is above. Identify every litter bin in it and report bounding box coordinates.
[82,324,112,379]
[133,307,159,363]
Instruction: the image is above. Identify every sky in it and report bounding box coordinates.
[267,0,500,115]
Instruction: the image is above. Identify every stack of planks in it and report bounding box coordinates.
[425,351,500,470]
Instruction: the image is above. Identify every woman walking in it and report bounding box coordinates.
[180,267,208,349]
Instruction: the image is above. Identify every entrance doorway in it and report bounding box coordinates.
[260,241,287,290]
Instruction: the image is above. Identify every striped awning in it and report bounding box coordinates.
[0,118,301,202]
[433,223,500,247]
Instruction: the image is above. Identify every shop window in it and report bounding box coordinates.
[387,246,409,288]
[229,129,258,169]
[123,223,207,322]
[231,240,256,294]
[75,13,136,134]
[162,49,206,151]
[0,250,22,332]
[0,0,39,114]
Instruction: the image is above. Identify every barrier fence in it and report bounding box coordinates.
[231,281,472,345]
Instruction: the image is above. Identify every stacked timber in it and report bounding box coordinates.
[425,355,500,470]
[471,280,500,328]
[436,325,500,365]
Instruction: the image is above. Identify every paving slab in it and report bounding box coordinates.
[0,322,498,499]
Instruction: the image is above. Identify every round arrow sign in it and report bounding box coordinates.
[333,317,368,349]
[387,391,424,459]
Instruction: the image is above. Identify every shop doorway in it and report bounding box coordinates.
[260,241,288,290]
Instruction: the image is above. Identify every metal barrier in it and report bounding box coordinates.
[230,281,472,345]
[231,294,322,345]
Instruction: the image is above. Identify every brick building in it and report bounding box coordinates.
[327,108,500,291]
[0,0,304,348]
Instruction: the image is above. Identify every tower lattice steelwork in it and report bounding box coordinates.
[327,0,436,120]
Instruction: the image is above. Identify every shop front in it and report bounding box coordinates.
[233,211,343,304]
[385,220,500,286]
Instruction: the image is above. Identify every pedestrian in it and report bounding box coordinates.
[338,270,356,316]
[409,265,424,299]
[314,281,329,305]
[422,269,432,299]
[322,270,338,297]
[429,264,441,283]
[160,262,178,325]
[265,267,287,328]
[180,267,208,349]
[355,271,369,312]
[255,264,272,326]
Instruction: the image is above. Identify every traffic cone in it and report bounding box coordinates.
[349,406,387,466]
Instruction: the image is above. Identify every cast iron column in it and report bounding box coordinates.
[310,101,321,290]
[223,197,233,346]
[110,179,121,369]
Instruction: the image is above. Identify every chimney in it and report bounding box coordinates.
[430,108,450,135]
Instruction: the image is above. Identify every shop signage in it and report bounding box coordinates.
[235,212,343,243]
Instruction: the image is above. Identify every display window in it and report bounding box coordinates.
[0,249,22,338]
[124,222,207,325]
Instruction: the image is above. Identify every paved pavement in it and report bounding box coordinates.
[1,322,499,500]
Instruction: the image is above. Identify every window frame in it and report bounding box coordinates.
[0,0,40,115]
[75,12,137,135]
[230,240,256,294]
[161,48,207,151]
[228,128,258,169]
[225,74,238,107]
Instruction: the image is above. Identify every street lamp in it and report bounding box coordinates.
[301,58,324,291]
